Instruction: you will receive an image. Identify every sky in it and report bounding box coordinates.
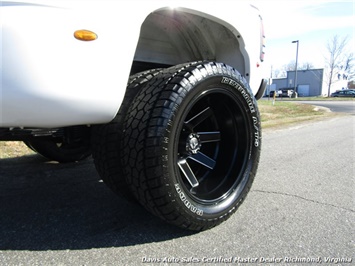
[251,0,354,77]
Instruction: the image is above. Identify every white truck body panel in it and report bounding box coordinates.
[0,0,264,127]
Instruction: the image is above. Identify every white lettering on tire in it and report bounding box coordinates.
[253,116,260,147]
[175,184,203,216]
[221,77,256,114]
[221,77,260,147]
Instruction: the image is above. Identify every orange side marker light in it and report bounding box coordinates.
[74,30,98,41]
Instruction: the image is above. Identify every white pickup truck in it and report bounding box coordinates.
[0,0,266,231]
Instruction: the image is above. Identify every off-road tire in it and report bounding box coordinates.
[91,69,163,198]
[122,61,261,231]
[24,138,91,163]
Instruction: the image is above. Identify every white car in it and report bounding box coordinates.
[0,0,266,231]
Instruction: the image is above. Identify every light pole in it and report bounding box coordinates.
[292,40,299,98]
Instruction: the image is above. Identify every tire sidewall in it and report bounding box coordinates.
[162,72,261,220]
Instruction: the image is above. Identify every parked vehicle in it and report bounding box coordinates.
[280,89,294,98]
[331,90,355,97]
[0,0,266,231]
[269,89,293,98]
[269,90,280,97]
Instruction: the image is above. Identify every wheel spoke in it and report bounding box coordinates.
[189,151,216,170]
[197,131,221,143]
[177,159,199,187]
[184,107,213,130]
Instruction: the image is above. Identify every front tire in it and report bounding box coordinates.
[122,62,261,230]
[24,138,91,163]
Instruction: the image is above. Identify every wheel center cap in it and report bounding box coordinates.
[186,133,201,154]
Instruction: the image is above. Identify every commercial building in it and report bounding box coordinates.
[266,68,349,97]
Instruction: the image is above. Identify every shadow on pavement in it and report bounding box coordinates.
[0,155,193,251]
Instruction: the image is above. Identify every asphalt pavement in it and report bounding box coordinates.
[288,100,355,114]
[0,114,354,265]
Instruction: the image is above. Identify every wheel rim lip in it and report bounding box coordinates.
[173,87,251,205]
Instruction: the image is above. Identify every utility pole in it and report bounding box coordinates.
[269,65,273,101]
[292,40,299,98]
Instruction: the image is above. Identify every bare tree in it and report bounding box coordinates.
[284,60,296,71]
[272,68,281,78]
[274,61,315,79]
[324,35,350,96]
[342,52,354,80]
[299,62,314,70]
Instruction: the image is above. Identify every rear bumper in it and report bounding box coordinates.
[255,79,268,100]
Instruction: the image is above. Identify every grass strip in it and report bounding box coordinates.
[258,100,335,129]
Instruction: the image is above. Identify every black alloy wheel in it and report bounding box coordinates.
[122,61,261,230]
[174,89,250,206]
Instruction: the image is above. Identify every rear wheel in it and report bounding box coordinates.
[91,69,163,198]
[122,62,261,230]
